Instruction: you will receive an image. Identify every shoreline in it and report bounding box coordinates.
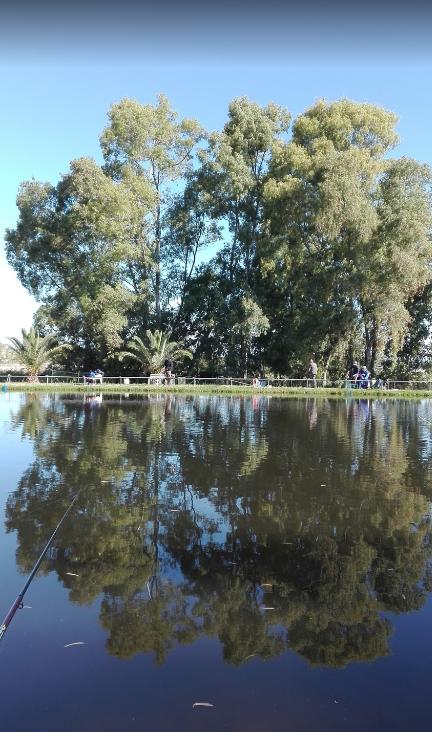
[2,382,432,400]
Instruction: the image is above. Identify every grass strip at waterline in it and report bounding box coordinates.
[3,382,432,400]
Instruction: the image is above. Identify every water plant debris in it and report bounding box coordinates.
[64,641,86,648]
[192,703,214,708]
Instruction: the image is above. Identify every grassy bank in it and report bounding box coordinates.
[3,381,432,400]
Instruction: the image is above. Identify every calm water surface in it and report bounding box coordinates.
[1,392,432,731]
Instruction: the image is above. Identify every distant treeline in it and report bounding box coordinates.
[5,95,432,377]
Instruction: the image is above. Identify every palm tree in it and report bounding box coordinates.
[119,330,192,374]
[7,328,71,381]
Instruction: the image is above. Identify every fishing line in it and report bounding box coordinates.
[0,491,80,643]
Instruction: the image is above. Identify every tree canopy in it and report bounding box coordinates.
[5,95,432,377]
[6,327,71,379]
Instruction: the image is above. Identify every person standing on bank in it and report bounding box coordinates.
[307,358,318,388]
[164,357,173,384]
[346,362,359,388]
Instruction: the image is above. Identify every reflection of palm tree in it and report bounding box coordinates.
[11,394,49,439]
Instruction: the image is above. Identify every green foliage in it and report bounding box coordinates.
[260,99,432,375]
[5,157,153,366]
[119,329,192,373]
[101,95,203,320]
[5,94,432,378]
[232,296,270,376]
[6,327,71,379]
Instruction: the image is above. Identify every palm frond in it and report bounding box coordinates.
[118,329,193,373]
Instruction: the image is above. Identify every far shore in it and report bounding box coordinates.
[2,382,432,400]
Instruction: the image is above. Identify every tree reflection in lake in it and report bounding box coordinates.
[6,394,432,668]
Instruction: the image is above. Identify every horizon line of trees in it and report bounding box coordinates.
[4,94,432,378]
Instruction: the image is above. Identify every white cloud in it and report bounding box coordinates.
[0,257,38,343]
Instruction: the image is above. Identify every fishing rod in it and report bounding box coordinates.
[0,491,80,642]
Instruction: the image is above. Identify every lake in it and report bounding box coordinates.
[1,391,432,731]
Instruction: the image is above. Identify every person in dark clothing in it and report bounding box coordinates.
[346,363,359,387]
[358,365,370,389]
[164,358,173,383]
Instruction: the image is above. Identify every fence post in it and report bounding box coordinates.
[193,378,196,386]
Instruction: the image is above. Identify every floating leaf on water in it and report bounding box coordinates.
[64,642,86,648]
[192,702,214,708]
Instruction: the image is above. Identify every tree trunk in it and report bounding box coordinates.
[364,319,378,373]
[155,202,161,325]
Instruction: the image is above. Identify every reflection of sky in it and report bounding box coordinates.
[0,393,35,593]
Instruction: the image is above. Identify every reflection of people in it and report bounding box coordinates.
[307,358,318,387]
[307,400,318,429]
[164,396,172,418]
[84,393,103,407]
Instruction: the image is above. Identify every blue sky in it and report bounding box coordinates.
[1,57,432,341]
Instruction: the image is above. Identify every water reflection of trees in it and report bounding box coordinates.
[6,394,432,668]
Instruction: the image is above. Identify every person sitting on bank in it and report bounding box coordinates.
[85,370,97,384]
[358,365,370,389]
[307,358,318,387]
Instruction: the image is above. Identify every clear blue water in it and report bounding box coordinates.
[1,391,432,731]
